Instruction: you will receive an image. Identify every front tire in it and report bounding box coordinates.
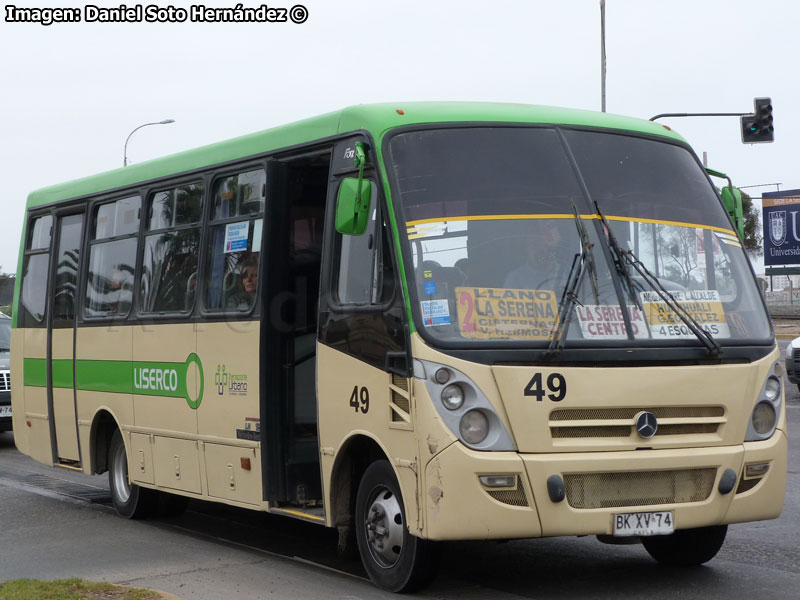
[642,525,728,566]
[355,461,439,592]
[108,430,156,519]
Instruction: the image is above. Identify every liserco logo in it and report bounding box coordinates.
[130,353,204,410]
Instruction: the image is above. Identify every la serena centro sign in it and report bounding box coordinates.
[762,189,800,267]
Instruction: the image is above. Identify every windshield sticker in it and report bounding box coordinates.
[714,230,743,247]
[424,281,438,296]
[576,305,649,340]
[407,219,469,240]
[252,218,263,252]
[408,222,447,240]
[224,221,250,253]
[421,299,451,326]
[455,287,557,340]
[639,290,730,339]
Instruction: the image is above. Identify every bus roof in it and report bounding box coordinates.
[25,102,684,209]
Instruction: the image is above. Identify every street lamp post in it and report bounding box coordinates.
[123,119,175,166]
[600,0,606,112]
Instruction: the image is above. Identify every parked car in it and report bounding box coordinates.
[785,336,800,392]
[0,314,10,432]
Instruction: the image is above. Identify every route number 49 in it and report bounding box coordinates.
[349,386,370,414]
[524,373,567,402]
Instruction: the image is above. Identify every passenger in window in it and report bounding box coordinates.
[108,267,133,314]
[226,254,259,310]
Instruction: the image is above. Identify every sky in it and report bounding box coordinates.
[1,0,798,275]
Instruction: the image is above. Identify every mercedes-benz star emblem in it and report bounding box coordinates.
[634,411,658,439]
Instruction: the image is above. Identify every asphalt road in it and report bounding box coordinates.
[1,379,798,600]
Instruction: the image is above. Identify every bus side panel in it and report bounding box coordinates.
[10,328,28,455]
[51,328,79,461]
[196,320,260,440]
[196,321,263,506]
[75,325,134,467]
[133,323,198,434]
[317,343,420,533]
[22,327,52,465]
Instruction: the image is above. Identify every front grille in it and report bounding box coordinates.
[793,348,800,360]
[550,406,725,440]
[484,483,529,507]
[736,477,762,494]
[563,468,717,509]
[0,371,9,392]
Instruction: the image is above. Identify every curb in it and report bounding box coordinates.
[117,585,183,600]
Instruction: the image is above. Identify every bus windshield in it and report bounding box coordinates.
[387,126,771,347]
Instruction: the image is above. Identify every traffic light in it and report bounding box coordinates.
[741,97,774,143]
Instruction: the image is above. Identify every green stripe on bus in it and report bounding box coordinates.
[22,354,204,409]
[23,358,47,387]
[52,359,74,388]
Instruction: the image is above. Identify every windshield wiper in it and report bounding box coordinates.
[547,200,600,355]
[591,200,722,356]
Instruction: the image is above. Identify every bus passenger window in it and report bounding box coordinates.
[85,196,140,318]
[139,183,204,314]
[20,214,53,324]
[204,169,266,312]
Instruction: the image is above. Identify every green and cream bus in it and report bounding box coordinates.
[11,103,786,592]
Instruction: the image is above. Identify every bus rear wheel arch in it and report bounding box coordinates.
[354,460,439,592]
[641,524,728,566]
[108,429,158,519]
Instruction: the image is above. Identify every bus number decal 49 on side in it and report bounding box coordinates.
[349,385,370,414]
[524,373,567,402]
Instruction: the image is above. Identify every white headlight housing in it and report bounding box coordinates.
[418,360,516,451]
[745,363,782,441]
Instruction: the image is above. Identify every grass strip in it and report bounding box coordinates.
[0,578,162,600]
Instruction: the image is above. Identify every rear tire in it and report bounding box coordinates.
[355,460,439,592]
[642,525,728,566]
[108,430,156,519]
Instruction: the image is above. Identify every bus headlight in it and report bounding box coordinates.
[459,410,489,444]
[752,402,777,434]
[764,376,780,401]
[441,384,465,410]
[417,360,516,452]
[746,364,782,441]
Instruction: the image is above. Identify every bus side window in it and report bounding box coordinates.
[20,214,54,327]
[336,182,389,306]
[85,196,140,318]
[203,168,266,312]
[337,206,379,305]
[139,183,203,314]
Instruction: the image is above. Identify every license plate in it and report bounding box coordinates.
[613,511,674,536]
[0,405,10,417]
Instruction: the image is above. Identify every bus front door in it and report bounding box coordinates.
[47,211,84,465]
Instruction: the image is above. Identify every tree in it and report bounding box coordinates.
[740,190,762,257]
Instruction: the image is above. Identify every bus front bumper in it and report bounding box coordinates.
[421,431,787,540]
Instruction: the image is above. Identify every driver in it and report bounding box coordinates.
[504,221,572,290]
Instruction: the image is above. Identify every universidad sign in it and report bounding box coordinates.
[762,189,800,266]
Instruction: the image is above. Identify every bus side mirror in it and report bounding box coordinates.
[720,186,744,240]
[336,178,373,236]
[336,141,373,236]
